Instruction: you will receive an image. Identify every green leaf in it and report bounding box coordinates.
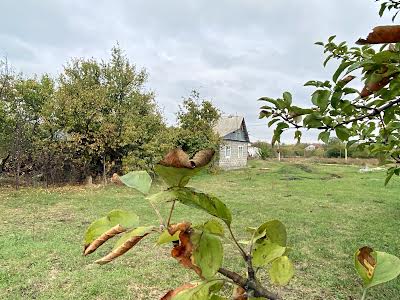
[113,226,155,249]
[253,220,287,246]
[258,97,279,107]
[157,229,180,245]
[303,113,323,128]
[385,167,396,186]
[155,165,202,187]
[172,187,232,226]
[355,247,400,289]
[192,231,223,279]
[84,210,139,245]
[335,126,351,141]
[311,90,331,112]
[119,171,152,194]
[318,131,330,143]
[269,256,294,285]
[172,280,224,300]
[333,61,353,82]
[194,219,225,237]
[272,122,289,145]
[253,240,286,267]
[146,190,176,203]
[282,92,292,106]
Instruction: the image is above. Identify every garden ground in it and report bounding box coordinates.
[0,159,399,300]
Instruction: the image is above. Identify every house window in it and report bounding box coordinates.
[238,145,244,158]
[225,145,231,158]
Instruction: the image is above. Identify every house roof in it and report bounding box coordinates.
[214,116,250,142]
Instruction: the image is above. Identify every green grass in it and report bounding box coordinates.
[0,160,399,300]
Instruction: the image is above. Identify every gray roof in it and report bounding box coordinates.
[214,116,249,142]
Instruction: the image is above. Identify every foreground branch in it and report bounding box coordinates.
[218,268,280,300]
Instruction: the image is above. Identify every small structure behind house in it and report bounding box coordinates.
[213,116,250,169]
[248,146,261,158]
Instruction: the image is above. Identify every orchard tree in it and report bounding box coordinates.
[259,0,400,185]
[175,90,220,156]
[49,46,167,181]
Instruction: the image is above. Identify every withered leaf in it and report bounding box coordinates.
[357,246,376,279]
[111,173,123,185]
[233,286,247,300]
[159,149,194,169]
[159,148,215,169]
[356,25,400,45]
[191,149,215,168]
[168,222,191,236]
[160,283,195,300]
[84,224,125,256]
[360,76,392,98]
[339,75,356,85]
[95,226,154,265]
[170,223,202,277]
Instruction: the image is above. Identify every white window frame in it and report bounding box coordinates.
[238,145,244,158]
[225,145,231,158]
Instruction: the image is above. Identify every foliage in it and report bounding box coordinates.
[83,149,294,299]
[174,91,221,156]
[258,2,400,185]
[0,46,174,185]
[252,142,274,160]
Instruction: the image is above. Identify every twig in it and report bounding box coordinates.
[167,200,176,227]
[218,268,279,300]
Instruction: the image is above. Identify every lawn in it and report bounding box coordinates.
[0,160,399,300]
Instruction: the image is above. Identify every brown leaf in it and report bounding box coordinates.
[356,25,400,45]
[84,224,126,256]
[95,233,150,265]
[159,149,194,169]
[168,222,191,236]
[357,246,376,279]
[160,283,195,300]
[360,76,392,98]
[158,148,215,169]
[191,149,215,167]
[339,75,356,85]
[233,286,247,300]
[111,173,123,185]
[170,223,202,277]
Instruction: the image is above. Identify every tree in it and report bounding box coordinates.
[259,0,400,184]
[48,46,168,181]
[174,91,220,156]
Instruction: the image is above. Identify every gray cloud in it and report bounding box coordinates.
[0,0,393,142]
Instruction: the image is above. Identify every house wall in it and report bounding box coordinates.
[218,140,248,169]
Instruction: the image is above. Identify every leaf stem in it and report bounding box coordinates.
[148,200,164,226]
[227,225,248,261]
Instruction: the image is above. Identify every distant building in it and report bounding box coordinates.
[248,146,261,158]
[213,116,250,169]
[305,145,316,151]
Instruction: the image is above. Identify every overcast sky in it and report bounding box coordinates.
[0,0,392,143]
